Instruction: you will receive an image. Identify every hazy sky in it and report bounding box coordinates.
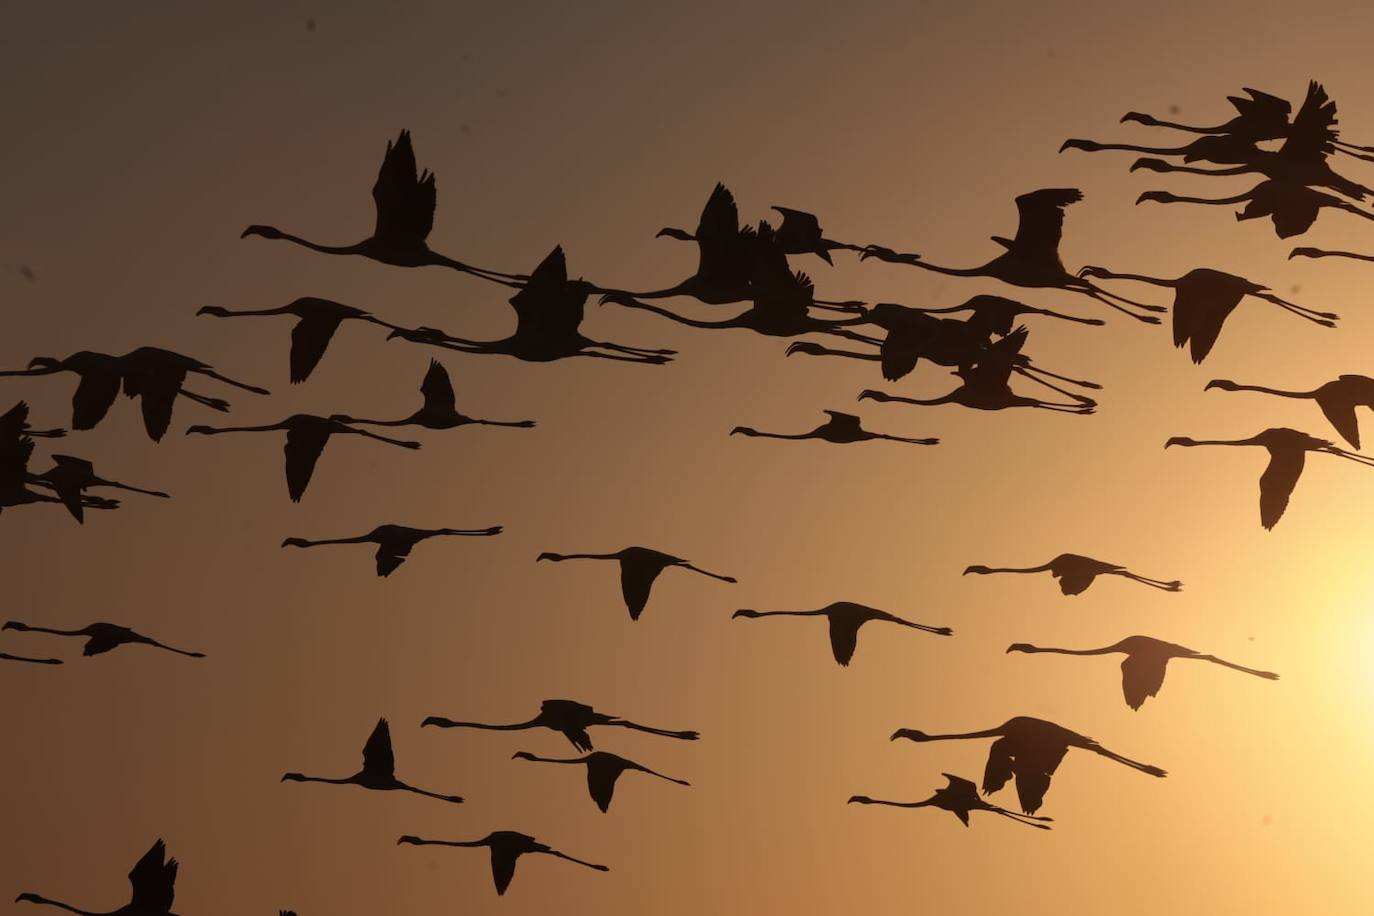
[4,2,1374,913]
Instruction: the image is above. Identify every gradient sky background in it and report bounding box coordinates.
[4,2,1374,913]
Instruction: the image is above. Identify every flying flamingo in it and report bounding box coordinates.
[283,524,502,577]
[197,297,409,384]
[331,360,536,431]
[1134,178,1374,239]
[962,553,1181,596]
[0,351,172,434]
[422,698,699,752]
[769,206,863,263]
[1165,427,1374,529]
[2,621,204,658]
[26,455,168,524]
[387,247,675,364]
[630,182,761,304]
[732,602,952,666]
[0,430,118,518]
[1060,133,1262,166]
[185,414,420,502]
[397,832,608,896]
[15,839,178,916]
[282,718,464,804]
[891,716,1166,814]
[1206,376,1374,449]
[1006,636,1278,710]
[849,774,1054,829]
[241,130,521,282]
[119,347,271,441]
[1,401,64,439]
[1118,86,1293,141]
[858,189,1166,323]
[895,293,1104,335]
[730,410,938,446]
[1077,266,1336,363]
[512,750,691,812]
[537,547,736,621]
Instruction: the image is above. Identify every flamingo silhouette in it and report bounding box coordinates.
[1078,266,1336,363]
[891,716,1166,814]
[512,750,691,812]
[536,547,736,621]
[2,621,204,658]
[330,360,536,431]
[241,130,520,282]
[422,698,699,752]
[397,832,607,896]
[119,347,270,441]
[197,297,409,384]
[1206,376,1374,449]
[1119,86,1293,141]
[1060,131,1263,166]
[733,603,951,666]
[2,401,64,438]
[1165,428,1374,529]
[15,839,178,915]
[858,189,1165,323]
[0,352,135,433]
[963,553,1181,596]
[387,247,674,364]
[283,524,502,577]
[1134,179,1374,239]
[731,410,938,446]
[185,414,419,502]
[283,718,462,804]
[849,774,1054,829]
[1007,636,1278,710]
[27,455,168,523]
[628,182,761,303]
[896,293,1103,335]
[0,428,118,518]
[770,206,863,263]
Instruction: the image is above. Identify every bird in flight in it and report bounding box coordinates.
[398,831,608,897]
[15,838,178,916]
[1007,636,1278,710]
[891,716,1166,814]
[330,360,536,432]
[1078,266,1337,363]
[732,602,952,666]
[536,547,736,621]
[769,205,863,263]
[422,698,699,752]
[1136,177,1374,239]
[283,524,503,577]
[1205,375,1374,449]
[186,414,420,502]
[283,718,464,804]
[2,621,204,659]
[512,750,691,812]
[849,773,1054,829]
[241,129,522,282]
[26,454,169,524]
[963,553,1181,596]
[0,423,118,519]
[1165,427,1374,529]
[118,347,271,442]
[731,410,938,446]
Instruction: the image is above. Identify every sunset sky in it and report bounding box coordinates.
[5,2,1374,913]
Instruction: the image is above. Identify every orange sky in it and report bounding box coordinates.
[4,3,1374,913]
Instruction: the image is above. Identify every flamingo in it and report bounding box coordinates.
[387,247,675,364]
[1206,376,1374,449]
[0,427,118,518]
[769,206,863,263]
[962,553,1181,596]
[1,401,64,439]
[15,839,178,915]
[1078,266,1336,363]
[891,716,1166,814]
[512,750,690,812]
[26,455,168,524]
[1165,427,1374,529]
[894,293,1104,335]
[629,182,761,303]
[397,832,607,896]
[282,718,463,804]
[1134,178,1374,239]
[849,774,1054,829]
[536,547,736,621]
[858,189,1166,323]
[185,414,419,502]
[732,602,952,666]
[730,410,938,446]
[2,621,204,658]
[422,698,699,752]
[1007,636,1278,710]
[119,347,270,441]
[1118,86,1293,141]
[330,360,536,431]
[1060,132,1262,166]
[0,352,127,432]
[197,297,409,384]
[241,130,521,282]
[283,524,502,577]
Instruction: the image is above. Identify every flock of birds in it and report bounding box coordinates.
[8,78,1374,910]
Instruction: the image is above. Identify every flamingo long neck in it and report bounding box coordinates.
[750,609,828,618]
[218,306,295,317]
[905,260,985,278]
[191,423,282,434]
[270,230,366,256]
[1222,383,1317,399]
[979,563,1055,575]
[1017,644,1119,656]
[1084,270,1174,287]
[614,299,739,328]
[8,624,80,637]
[14,895,102,916]
[918,728,1003,741]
